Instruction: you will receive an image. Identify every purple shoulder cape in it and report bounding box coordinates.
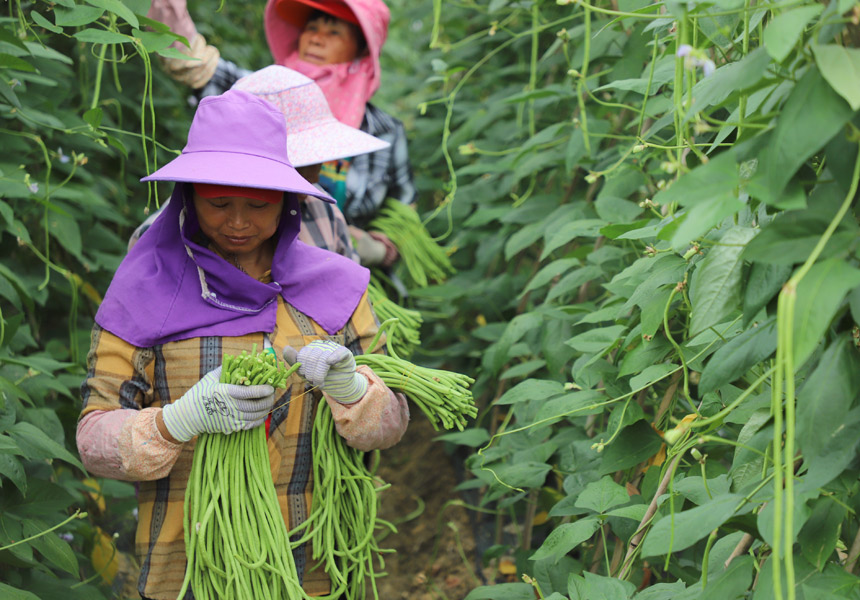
[95,184,370,347]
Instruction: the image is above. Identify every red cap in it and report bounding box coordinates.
[193,183,283,204]
[275,0,360,26]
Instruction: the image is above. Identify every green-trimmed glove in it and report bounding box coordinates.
[161,366,276,442]
[283,340,368,404]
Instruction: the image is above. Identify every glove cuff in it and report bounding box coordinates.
[325,372,368,405]
[160,403,194,443]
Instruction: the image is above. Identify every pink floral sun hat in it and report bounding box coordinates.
[231,65,389,167]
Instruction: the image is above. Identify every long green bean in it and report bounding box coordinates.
[177,348,305,600]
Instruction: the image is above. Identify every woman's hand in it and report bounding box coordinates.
[283,340,368,404]
[160,366,276,442]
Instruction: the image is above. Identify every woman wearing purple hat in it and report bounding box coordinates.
[76,89,409,600]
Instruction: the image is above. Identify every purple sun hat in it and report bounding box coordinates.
[141,88,333,202]
[231,65,389,167]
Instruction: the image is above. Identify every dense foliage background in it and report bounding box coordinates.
[2,0,860,598]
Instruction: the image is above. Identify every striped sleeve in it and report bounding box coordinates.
[77,326,183,480]
[80,325,154,415]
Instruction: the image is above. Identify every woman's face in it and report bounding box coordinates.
[298,16,360,65]
[192,191,282,257]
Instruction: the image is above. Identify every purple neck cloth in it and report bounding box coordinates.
[95,184,369,347]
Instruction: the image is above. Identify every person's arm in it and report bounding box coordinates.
[285,293,409,451]
[334,292,409,450]
[146,0,250,95]
[77,326,184,481]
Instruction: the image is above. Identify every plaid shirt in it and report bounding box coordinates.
[197,58,416,227]
[80,294,382,599]
[299,196,360,263]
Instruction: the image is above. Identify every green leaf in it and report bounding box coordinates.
[792,258,860,366]
[687,47,771,114]
[491,312,543,373]
[47,210,83,262]
[763,5,824,63]
[30,11,63,34]
[0,53,36,72]
[629,363,677,392]
[134,29,184,53]
[698,318,777,395]
[742,205,857,265]
[23,520,79,575]
[53,5,105,26]
[496,379,564,406]
[653,150,739,209]
[757,490,812,555]
[534,390,606,423]
[688,227,756,336]
[701,555,754,599]
[86,0,140,27]
[743,262,792,325]
[493,461,552,489]
[0,26,29,51]
[0,453,26,494]
[7,423,84,472]
[640,494,742,557]
[566,325,627,354]
[435,429,490,447]
[599,421,663,474]
[798,498,846,571]
[0,77,21,108]
[812,43,860,110]
[73,28,131,44]
[569,572,636,600]
[546,266,603,303]
[0,582,40,600]
[667,195,745,251]
[575,476,630,513]
[465,584,536,600]
[797,337,860,461]
[530,518,601,562]
[505,221,543,260]
[632,582,687,599]
[520,258,580,296]
[674,474,731,506]
[83,107,103,130]
[748,68,854,205]
[542,219,606,260]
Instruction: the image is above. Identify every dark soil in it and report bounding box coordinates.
[373,417,487,600]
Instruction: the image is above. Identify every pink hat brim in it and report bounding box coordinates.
[287,116,389,167]
[141,150,333,203]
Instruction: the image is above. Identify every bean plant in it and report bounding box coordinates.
[2,0,860,599]
[383,0,860,598]
[0,0,267,597]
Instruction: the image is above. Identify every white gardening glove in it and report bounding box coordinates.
[160,366,275,442]
[283,340,368,404]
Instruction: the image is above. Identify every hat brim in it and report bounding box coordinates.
[276,0,359,26]
[288,117,389,167]
[141,151,334,203]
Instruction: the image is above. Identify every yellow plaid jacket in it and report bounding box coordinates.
[80,293,381,599]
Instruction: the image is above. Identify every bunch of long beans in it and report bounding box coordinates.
[288,404,395,600]
[354,352,477,431]
[178,347,305,600]
[367,279,422,359]
[368,198,456,288]
[289,319,476,599]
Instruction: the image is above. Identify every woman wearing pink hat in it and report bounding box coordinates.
[148,0,414,268]
[77,89,409,600]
